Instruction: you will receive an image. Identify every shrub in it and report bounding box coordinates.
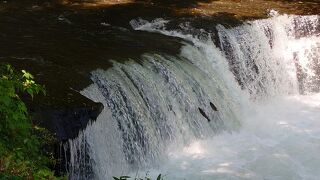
[0,64,63,179]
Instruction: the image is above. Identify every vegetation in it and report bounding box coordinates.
[0,64,63,179]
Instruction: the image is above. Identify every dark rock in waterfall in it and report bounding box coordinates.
[210,102,218,111]
[31,98,103,141]
[29,95,102,175]
[198,107,211,122]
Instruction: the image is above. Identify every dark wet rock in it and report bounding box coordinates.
[292,16,320,38]
[31,97,103,141]
[210,102,218,111]
[198,107,210,122]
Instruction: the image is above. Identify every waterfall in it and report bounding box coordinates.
[68,13,320,179]
[216,14,320,97]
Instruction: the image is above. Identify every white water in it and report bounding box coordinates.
[142,94,320,180]
[69,13,320,179]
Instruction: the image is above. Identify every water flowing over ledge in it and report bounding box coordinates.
[68,13,320,179]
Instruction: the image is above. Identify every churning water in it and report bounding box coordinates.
[141,94,320,180]
[68,12,320,179]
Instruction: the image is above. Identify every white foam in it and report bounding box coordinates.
[143,94,320,180]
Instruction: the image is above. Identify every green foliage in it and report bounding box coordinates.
[113,174,163,180]
[0,64,64,179]
[0,64,45,146]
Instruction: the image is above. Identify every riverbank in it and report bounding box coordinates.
[52,0,320,19]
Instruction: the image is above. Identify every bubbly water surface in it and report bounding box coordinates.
[142,94,320,180]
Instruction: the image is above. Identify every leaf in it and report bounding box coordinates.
[113,177,120,180]
[22,70,34,79]
[120,176,131,180]
[26,88,34,98]
[156,174,162,180]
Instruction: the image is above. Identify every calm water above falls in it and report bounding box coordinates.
[69,12,320,180]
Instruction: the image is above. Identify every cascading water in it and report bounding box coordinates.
[68,12,320,180]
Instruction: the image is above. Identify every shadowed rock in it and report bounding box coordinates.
[198,107,211,122]
[210,102,218,111]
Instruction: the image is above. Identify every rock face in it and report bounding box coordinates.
[30,99,103,175]
[32,100,103,141]
[51,106,102,140]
